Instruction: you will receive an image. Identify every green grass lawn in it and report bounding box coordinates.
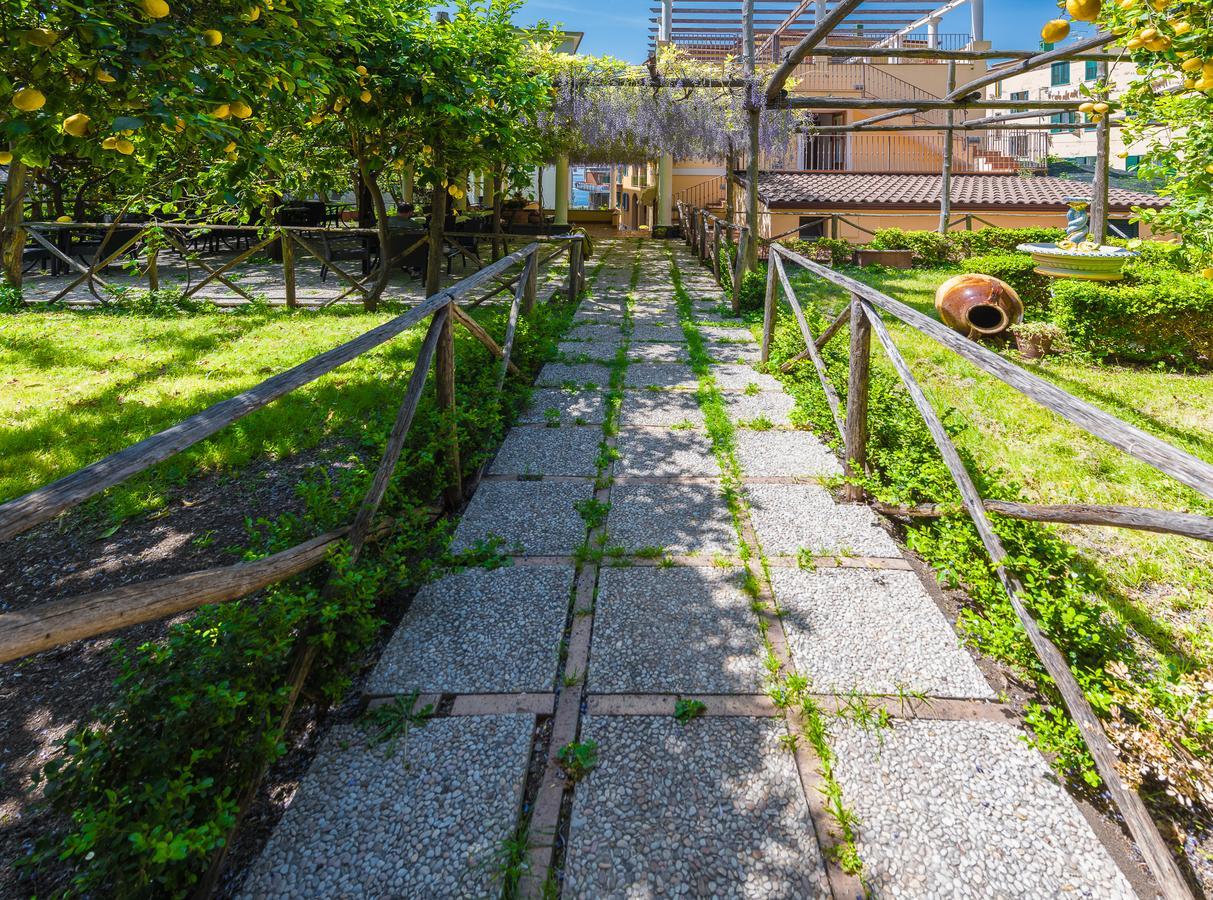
[785,265,1213,667]
[0,306,427,522]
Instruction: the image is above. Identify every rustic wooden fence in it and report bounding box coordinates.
[0,234,585,663]
[677,200,749,313]
[18,219,560,309]
[756,241,1210,899]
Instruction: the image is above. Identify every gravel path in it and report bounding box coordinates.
[240,240,1143,900]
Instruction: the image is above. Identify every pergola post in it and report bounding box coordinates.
[660,0,672,43]
[555,154,570,227]
[1089,62,1111,242]
[743,0,760,271]
[928,17,940,49]
[938,61,956,233]
[657,153,673,228]
[970,0,985,45]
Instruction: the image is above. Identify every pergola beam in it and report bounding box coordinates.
[807,45,1119,61]
[764,0,868,103]
[781,96,1093,110]
[798,119,1143,131]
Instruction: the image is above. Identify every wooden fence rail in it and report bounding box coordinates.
[0,236,586,666]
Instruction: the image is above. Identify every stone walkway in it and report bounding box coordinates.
[236,239,1142,898]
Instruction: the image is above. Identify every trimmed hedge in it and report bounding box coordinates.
[964,253,1053,317]
[784,237,854,268]
[864,226,1067,266]
[1050,275,1213,369]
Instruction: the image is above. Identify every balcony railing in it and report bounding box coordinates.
[799,131,1049,174]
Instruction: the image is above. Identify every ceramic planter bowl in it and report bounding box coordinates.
[1016,243,1138,281]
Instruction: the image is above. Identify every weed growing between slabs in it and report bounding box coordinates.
[16,271,585,897]
[665,247,866,880]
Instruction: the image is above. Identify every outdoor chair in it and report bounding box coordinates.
[316,231,377,282]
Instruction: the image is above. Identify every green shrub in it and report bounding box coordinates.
[948,227,1064,258]
[1050,276,1213,369]
[784,237,853,268]
[737,263,767,312]
[1110,238,1188,275]
[867,228,952,267]
[964,253,1052,317]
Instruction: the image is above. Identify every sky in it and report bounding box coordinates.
[511,0,1098,63]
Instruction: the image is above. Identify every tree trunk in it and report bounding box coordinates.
[491,170,504,262]
[357,155,389,311]
[425,147,448,298]
[1,161,29,290]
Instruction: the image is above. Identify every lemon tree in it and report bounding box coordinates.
[0,0,363,287]
[1093,0,1213,271]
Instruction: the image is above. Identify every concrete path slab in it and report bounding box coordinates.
[746,482,901,557]
[615,428,719,477]
[518,389,606,426]
[592,567,764,694]
[452,479,592,556]
[830,718,1137,900]
[537,362,611,389]
[489,425,602,477]
[367,564,573,695]
[624,363,699,390]
[564,716,831,900]
[558,340,620,362]
[733,430,843,478]
[711,364,783,393]
[632,323,688,343]
[771,568,993,698]
[619,390,706,427]
[628,341,690,363]
[607,482,737,554]
[236,715,533,899]
[723,392,798,427]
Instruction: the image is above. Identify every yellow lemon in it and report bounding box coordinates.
[308,112,324,124]
[203,29,222,46]
[1115,0,1136,8]
[101,136,118,149]
[96,68,117,83]
[141,0,170,18]
[115,138,135,155]
[1093,101,1110,113]
[56,214,72,223]
[1202,268,1213,279]
[230,100,252,119]
[174,116,186,132]
[244,5,260,21]
[1181,56,1204,72]
[223,141,236,152]
[63,113,91,137]
[1146,36,1171,51]
[1079,101,1096,114]
[0,150,12,165]
[1065,0,1101,22]
[355,65,368,76]
[1197,76,1213,91]
[1041,19,1071,43]
[1125,37,1144,49]
[1172,21,1192,35]
[1116,150,1129,158]
[1149,0,1169,8]
[12,87,46,112]
[359,89,372,102]
[213,103,230,118]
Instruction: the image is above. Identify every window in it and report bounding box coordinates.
[1125,155,1142,171]
[798,216,826,239]
[1085,60,1100,81]
[1109,218,1139,239]
[1010,90,1029,113]
[1040,41,1054,51]
[1050,111,1078,132]
[1051,61,1070,86]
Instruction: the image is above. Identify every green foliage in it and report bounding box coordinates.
[556,740,598,782]
[964,253,1052,317]
[673,698,707,724]
[1050,276,1213,369]
[736,263,767,312]
[867,228,952,267]
[362,691,434,754]
[946,227,1065,258]
[784,237,853,268]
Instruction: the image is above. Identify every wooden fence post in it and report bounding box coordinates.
[281,228,298,309]
[567,238,582,301]
[761,246,778,362]
[844,295,870,502]
[521,249,538,315]
[732,228,746,314]
[713,223,722,282]
[436,301,462,509]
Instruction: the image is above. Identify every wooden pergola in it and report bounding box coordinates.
[653,3,1189,898]
[649,0,1122,245]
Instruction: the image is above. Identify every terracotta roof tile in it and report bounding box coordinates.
[745,172,1166,212]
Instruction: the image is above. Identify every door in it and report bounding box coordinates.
[804,113,845,170]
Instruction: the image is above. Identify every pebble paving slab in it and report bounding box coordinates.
[237,715,533,899]
[518,389,606,425]
[747,482,901,557]
[489,425,601,477]
[830,719,1138,899]
[367,565,573,694]
[564,716,831,899]
[771,568,993,698]
[537,362,611,388]
[624,363,699,390]
[619,390,706,427]
[592,567,764,694]
[451,479,592,555]
[724,392,798,426]
[615,427,719,476]
[733,429,842,478]
[606,482,737,554]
